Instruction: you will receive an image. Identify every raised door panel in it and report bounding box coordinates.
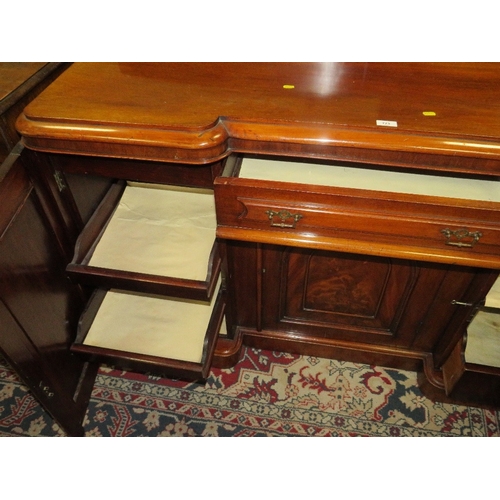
[263,247,419,347]
[0,161,83,368]
[284,250,416,331]
[224,238,498,373]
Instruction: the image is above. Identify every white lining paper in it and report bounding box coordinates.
[485,275,500,309]
[88,183,216,281]
[465,310,500,368]
[466,275,500,368]
[83,277,221,363]
[239,157,500,202]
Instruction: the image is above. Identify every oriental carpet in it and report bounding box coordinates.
[1,347,499,437]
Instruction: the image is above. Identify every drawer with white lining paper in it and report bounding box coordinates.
[214,154,500,268]
[71,281,226,379]
[67,181,222,300]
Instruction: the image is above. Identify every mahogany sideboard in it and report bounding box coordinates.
[4,62,500,435]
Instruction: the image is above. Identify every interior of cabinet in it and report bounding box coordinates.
[483,274,500,308]
[464,276,500,368]
[238,156,500,202]
[442,273,500,407]
[465,310,500,368]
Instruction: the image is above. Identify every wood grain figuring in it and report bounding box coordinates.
[11,63,500,412]
[288,251,391,319]
[16,63,500,172]
[267,247,418,344]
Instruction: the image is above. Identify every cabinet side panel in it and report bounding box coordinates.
[226,240,259,331]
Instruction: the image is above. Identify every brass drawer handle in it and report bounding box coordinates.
[441,228,482,248]
[265,209,303,228]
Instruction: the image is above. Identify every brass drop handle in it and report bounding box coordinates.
[265,209,303,228]
[441,228,482,248]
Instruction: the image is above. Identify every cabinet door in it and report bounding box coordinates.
[0,298,48,399]
[262,247,415,346]
[0,151,96,435]
[261,245,489,351]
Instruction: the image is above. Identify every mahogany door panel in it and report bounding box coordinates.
[260,246,492,351]
[0,164,83,370]
[262,247,418,346]
[0,298,47,396]
[225,240,260,331]
[280,249,414,333]
[0,152,94,434]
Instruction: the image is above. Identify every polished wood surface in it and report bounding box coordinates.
[0,63,46,105]
[17,63,500,173]
[223,240,497,373]
[11,63,500,415]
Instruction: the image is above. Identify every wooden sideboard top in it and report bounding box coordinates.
[16,63,500,173]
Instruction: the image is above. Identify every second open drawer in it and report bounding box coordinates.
[71,278,226,380]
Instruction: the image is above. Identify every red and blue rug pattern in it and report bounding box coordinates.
[1,347,499,436]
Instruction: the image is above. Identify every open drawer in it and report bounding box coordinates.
[71,278,226,380]
[214,155,500,268]
[67,181,221,300]
[442,277,500,407]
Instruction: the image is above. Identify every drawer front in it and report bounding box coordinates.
[215,160,500,268]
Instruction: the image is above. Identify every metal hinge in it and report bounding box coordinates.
[39,380,54,398]
[53,170,66,192]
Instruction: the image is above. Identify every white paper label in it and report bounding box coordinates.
[376,120,398,127]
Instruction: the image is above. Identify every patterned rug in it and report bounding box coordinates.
[1,347,499,437]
